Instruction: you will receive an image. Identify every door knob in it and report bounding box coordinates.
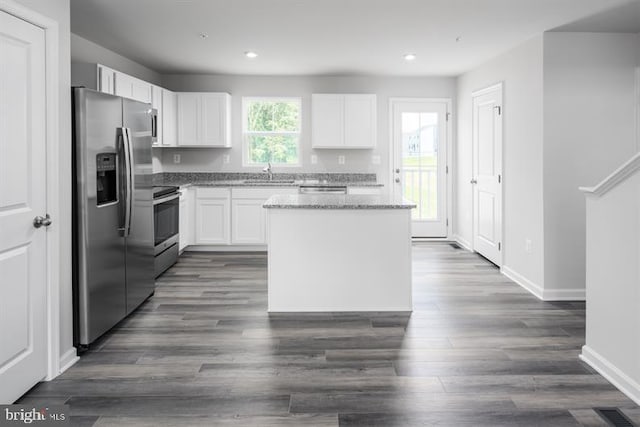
[33,214,52,228]
[470,179,478,184]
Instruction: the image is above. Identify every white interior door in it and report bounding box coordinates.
[0,10,48,403]
[392,99,449,237]
[472,84,503,265]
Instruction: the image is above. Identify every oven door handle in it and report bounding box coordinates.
[153,193,180,205]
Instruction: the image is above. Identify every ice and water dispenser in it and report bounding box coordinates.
[96,153,117,206]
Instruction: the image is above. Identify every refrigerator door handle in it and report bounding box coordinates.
[123,127,134,237]
[117,127,134,237]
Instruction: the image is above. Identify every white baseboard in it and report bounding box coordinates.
[543,287,585,301]
[580,345,640,406]
[55,347,79,379]
[501,265,544,300]
[501,266,585,301]
[185,245,267,252]
[452,234,472,251]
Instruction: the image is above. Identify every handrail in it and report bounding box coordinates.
[579,151,640,197]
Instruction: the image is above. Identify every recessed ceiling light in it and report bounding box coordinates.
[245,51,258,59]
[403,53,417,61]
[198,33,209,39]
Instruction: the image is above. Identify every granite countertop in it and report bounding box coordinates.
[153,173,384,189]
[263,194,416,210]
[175,180,383,188]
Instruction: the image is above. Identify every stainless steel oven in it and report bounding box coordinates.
[153,186,179,277]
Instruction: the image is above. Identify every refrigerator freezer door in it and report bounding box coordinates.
[122,98,155,314]
[73,88,127,345]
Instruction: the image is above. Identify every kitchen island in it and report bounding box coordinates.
[264,194,415,312]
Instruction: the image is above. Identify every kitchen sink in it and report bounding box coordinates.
[243,179,296,184]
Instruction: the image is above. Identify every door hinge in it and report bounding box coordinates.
[446,112,451,121]
[494,105,502,115]
[446,218,449,227]
[498,242,501,251]
[446,165,449,174]
[498,174,501,183]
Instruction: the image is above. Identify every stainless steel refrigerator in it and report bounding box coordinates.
[72,87,155,348]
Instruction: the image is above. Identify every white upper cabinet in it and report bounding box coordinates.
[98,64,115,95]
[177,92,231,147]
[115,72,152,104]
[162,89,178,147]
[312,94,377,149]
[311,94,343,148]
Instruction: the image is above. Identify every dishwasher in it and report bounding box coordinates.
[299,185,347,194]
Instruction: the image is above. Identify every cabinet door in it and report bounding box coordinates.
[177,93,200,146]
[162,89,177,146]
[179,190,189,251]
[114,72,134,100]
[131,78,151,104]
[195,198,230,244]
[312,94,343,148]
[201,93,230,147]
[98,65,115,95]
[344,95,376,148]
[231,199,265,244]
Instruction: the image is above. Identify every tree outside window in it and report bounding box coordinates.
[243,97,301,166]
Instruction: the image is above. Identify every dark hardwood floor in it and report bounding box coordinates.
[20,243,640,426]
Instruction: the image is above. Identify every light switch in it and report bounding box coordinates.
[338,155,345,165]
[223,154,230,164]
[173,154,181,164]
[311,155,318,164]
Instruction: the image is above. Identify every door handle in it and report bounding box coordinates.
[118,127,134,237]
[395,178,401,183]
[395,168,400,174]
[470,179,478,184]
[33,214,52,228]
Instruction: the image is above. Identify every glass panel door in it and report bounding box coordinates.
[392,100,449,237]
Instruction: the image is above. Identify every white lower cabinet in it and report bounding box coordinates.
[186,186,298,248]
[195,188,231,245]
[231,199,266,244]
[230,188,298,245]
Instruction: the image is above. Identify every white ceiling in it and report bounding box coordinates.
[70,0,637,76]
[552,1,640,33]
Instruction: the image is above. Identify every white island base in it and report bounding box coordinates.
[265,199,413,312]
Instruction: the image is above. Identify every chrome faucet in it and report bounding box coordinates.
[262,162,273,181]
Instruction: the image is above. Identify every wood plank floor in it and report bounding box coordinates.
[20,243,640,426]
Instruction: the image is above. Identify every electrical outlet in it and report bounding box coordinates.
[173,154,181,164]
[371,155,381,165]
[338,155,346,165]
[310,155,318,164]
[223,154,230,164]
[525,239,532,253]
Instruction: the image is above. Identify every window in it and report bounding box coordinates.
[243,97,301,166]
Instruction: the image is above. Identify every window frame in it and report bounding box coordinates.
[242,96,303,168]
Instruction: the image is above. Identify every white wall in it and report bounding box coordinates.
[12,0,74,368]
[71,33,162,85]
[455,36,545,290]
[543,32,639,296]
[160,74,456,185]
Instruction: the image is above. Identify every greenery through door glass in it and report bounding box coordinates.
[244,99,301,165]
